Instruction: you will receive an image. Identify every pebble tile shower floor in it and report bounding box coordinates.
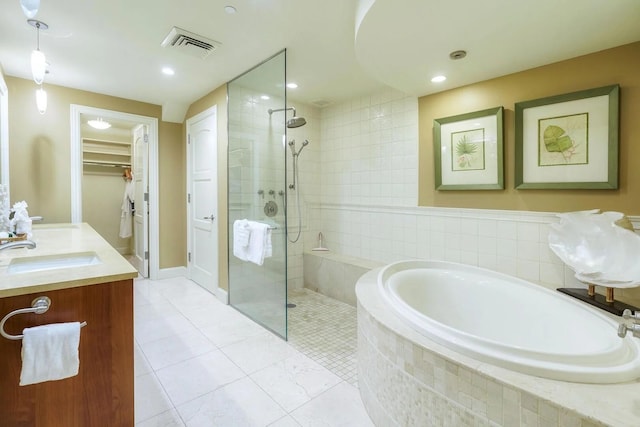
[287,288,358,386]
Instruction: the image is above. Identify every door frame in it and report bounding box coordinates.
[70,104,160,279]
[185,105,220,297]
[0,69,9,190]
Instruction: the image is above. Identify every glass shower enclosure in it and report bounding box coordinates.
[227,50,288,339]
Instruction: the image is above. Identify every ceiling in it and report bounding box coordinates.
[1,0,639,123]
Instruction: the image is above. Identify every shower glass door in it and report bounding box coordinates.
[228,50,288,339]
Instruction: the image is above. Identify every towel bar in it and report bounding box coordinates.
[0,296,87,341]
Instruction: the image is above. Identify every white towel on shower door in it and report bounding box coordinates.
[232,219,251,261]
[246,221,271,266]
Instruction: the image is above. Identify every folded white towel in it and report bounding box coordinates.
[246,221,272,266]
[233,219,251,261]
[265,228,273,258]
[20,322,81,386]
[234,219,251,247]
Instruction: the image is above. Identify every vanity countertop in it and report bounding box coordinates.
[0,223,137,298]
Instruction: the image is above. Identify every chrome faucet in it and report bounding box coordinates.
[618,309,640,338]
[0,240,37,251]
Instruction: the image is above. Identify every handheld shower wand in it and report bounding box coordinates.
[287,139,310,243]
[288,139,308,189]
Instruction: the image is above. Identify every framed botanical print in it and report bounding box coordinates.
[515,84,619,189]
[433,106,504,190]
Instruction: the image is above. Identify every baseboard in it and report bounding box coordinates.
[156,266,187,280]
[215,287,228,304]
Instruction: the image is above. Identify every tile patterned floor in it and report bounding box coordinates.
[287,288,358,386]
[134,276,371,427]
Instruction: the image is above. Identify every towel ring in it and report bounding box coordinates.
[0,296,87,341]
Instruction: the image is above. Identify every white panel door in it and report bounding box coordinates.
[133,124,149,277]
[188,107,218,293]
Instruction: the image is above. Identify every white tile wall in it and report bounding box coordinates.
[300,88,640,306]
[228,85,640,306]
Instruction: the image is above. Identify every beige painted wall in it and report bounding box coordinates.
[158,121,186,268]
[185,85,229,290]
[6,76,186,269]
[419,42,640,215]
[82,173,130,253]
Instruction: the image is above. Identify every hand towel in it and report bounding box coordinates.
[233,219,251,261]
[246,221,271,266]
[20,322,81,386]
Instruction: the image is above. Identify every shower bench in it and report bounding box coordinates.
[303,251,383,306]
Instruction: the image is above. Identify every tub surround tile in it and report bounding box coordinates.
[356,268,640,427]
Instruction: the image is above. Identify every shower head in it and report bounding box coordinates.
[287,116,307,128]
[268,106,307,128]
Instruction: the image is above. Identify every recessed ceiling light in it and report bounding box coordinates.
[162,67,175,76]
[224,5,237,14]
[431,75,446,83]
[88,118,111,130]
[286,82,298,89]
[261,95,270,100]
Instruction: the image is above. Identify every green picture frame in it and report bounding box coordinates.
[433,106,504,190]
[515,84,619,189]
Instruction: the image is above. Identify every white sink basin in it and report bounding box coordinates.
[7,252,101,274]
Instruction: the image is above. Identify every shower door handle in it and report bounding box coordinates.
[203,214,215,221]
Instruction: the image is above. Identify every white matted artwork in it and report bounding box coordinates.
[434,106,503,190]
[515,85,619,189]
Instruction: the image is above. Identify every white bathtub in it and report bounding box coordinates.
[377,260,640,384]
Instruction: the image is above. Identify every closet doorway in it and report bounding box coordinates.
[70,105,159,279]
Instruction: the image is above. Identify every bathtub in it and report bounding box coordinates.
[357,261,640,426]
[377,260,640,384]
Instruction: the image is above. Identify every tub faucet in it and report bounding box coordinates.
[0,240,36,251]
[618,309,640,338]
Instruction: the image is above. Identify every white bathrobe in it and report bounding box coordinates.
[119,179,135,238]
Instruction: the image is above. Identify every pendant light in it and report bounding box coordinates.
[20,0,40,18]
[28,19,48,85]
[35,85,47,114]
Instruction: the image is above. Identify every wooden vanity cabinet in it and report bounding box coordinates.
[0,279,134,427]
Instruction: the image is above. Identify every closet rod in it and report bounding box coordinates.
[83,162,131,168]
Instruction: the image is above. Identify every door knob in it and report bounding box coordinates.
[203,215,215,220]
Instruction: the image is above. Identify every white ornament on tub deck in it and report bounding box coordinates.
[548,209,640,288]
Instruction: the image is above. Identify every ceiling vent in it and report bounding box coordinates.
[161,26,221,59]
